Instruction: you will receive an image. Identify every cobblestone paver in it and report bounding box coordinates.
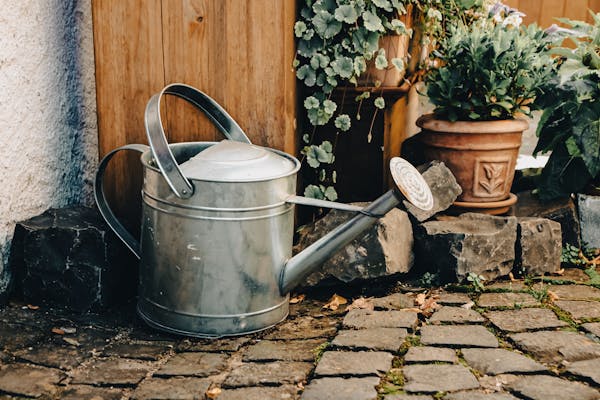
[1,268,600,399]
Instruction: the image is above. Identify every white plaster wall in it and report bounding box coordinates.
[0,0,98,295]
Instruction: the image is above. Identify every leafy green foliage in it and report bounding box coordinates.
[534,12,600,200]
[466,272,486,292]
[426,18,556,122]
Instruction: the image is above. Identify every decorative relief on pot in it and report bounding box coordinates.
[473,159,509,197]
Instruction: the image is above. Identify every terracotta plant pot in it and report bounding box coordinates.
[416,114,528,204]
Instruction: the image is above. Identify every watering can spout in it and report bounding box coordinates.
[279,190,402,295]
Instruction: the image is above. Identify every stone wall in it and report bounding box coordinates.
[0,0,97,297]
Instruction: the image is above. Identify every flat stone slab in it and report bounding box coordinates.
[437,292,471,305]
[13,345,90,370]
[177,337,250,353]
[132,377,211,400]
[217,385,300,400]
[0,363,62,398]
[555,300,600,320]
[301,377,380,400]
[484,281,528,291]
[477,292,539,308]
[71,358,152,386]
[506,374,599,400]
[61,385,123,400]
[155,352,228,377]
[223,361,312,387]
[429,306,484,324]
[510,330,600,363]
[343,309,418,329]
[566,358,600,385]
[263,316,338,340]
[548,285,600,300]
[332,328,408,351]
[103,341,172,361]
[583,322,600,337]
[372,293,414,310]
[485,308,567,332]
[314,351,393,377]
[444,392,518,400]
[242,339,326,362]
[420,325,498,348]
[461,348,546,375]
[404,347,458,363]
[403,364,479,393]
[384,395,433,400]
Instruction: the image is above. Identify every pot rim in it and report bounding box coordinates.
[140,141,301,184]
[416,113,529,134]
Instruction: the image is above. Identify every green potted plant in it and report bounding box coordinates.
[533,12,600,247]
[294,0,489,202]
[417,4,556,213]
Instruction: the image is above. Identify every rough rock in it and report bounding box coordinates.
[9,207,136,312]
[578,194,600,248]
[505,374,599,400]
[332,328,408,351]
[566,358,600,385]
[223,361,312,387]
[510,330,600,363]
[477,292,539,308]
[132,377,212,400]
[414,213,517,282]
[485,308,568,332]
[343,309,419,329]
[461,348,546,375]
[428,306,484,324]
[294,206,413,288]
[404,347,458,363]
[510,191,580,247]
[242,339,326,362]
[403,364,479,393]
[300,377,380,400]
[420,325,498,348]
[403,161,462,222]
[515,217,561,276]
[314,351,393,376]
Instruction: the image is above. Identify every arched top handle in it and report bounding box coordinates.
[144,83,251,199]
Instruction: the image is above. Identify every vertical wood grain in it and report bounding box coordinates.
[92,0,165,223]
[539,0,567,27]
[516,0,542,25]
[588,0,600,21]
[562,0,590,22]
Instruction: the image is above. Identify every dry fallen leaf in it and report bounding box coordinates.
[414,293,427,307]
[552,268,565,276]
[51,327,65,335]
[508,272,516,282]
[26,304,39,310]
[420,297,439,313]
[346,297,374,312]
[61,327,77,334]
[289,294,306,304]
[63,337,80,347]
[461,301,475,310]
[322,294,347,311]
[547,290,559,303]
[206,387,221,399]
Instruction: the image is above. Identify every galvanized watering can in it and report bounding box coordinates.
[95,83,433,338]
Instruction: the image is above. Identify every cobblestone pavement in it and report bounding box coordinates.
[1,268,600,399]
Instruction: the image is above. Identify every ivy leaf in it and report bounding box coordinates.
[296,65,317,86]
[374,96,385,109]
[354,56,367,76]
[375,54,388,70]
[303,96,320,110]
[302,133,310,144]
[324,186,338,201]
[391,58,405,71]
[331,56,354,78]
[312,11,342,39]
[334,114,351,131]
[391,19,408,34]
[334,4,358,23]
[323,99,337,114]
[294,21,307,37]
[304,184,325,199]
[372,0,392,11]
[321,140,333,153]
[363,11,384,32]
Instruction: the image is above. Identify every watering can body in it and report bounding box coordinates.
[95,84,433,338]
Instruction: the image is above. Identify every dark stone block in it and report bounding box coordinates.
[510,191,579,248]
[9,207,137,312]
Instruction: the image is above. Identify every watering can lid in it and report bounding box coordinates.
[179,140,299,182]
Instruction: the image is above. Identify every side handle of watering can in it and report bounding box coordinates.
[94,144,149,260]
[144,83,251,199]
